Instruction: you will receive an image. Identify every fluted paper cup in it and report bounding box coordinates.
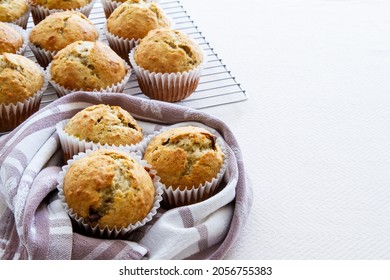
[129,47,205,102]
[57,148,163,239]
[0,65,48,133]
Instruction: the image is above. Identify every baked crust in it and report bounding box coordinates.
[64,149,155,229]
[0,23,23,54]
[29,11,98,52]
[29,0,92,10]
[50,40,127,90]
[107,0,170,40]
[64,104,143,146]
[134,28,203,73]
[0,0,28,22]
[143,126,224,190]
[0,53,44,104]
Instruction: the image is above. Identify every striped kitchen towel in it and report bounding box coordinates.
[0,91,252,260]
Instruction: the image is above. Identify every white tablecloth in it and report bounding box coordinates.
[180,0,390,259]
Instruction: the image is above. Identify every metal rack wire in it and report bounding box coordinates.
[25,0,248,109]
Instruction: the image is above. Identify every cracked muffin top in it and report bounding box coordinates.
[143,126,224,190]
[29,11,99,52]
[0,22,23,54]
[107,0,170,40]
[0,53,44,104]
[63,149,155,229]
[0,0,28,23]
[50,40,127,91]
[134,28,203,73]
[29,0,92,10]
[64,104,143,146]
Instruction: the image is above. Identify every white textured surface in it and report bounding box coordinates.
[180,0,390,259]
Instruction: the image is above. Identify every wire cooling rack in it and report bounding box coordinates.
[24,0,248,109]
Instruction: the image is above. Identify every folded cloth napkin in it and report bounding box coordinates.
[0,92,253,260]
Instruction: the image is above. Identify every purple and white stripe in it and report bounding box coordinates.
[0,91,253,260]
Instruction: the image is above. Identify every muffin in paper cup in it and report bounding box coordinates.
[128,28,205,103]
[47,60,132,98]
[141,124,228,209]
[57,148,164,239]
[29,0,96,25]
[0,59,48,133]
[0,22,29,55]
[56,105,144,162]
[130,48,205,103]
[101,0,159,19]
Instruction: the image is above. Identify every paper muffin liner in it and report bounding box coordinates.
[140,124,229,209]
[0,65,48,133]
[28,43,55,69]
[104,23,140,64]
[47,60,131,97]
[10,7,30,29]
[101,0,159,19]
[29,0,96,25]
[57,148,164,239]
[129,47,205,102]
[56,118,144,163]
[3,22,29,55]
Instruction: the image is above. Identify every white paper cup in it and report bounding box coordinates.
[104,23,140,64]
[0,65,48,133]
[129,47,205,102]
[28,43,55,69]
[57,148,164,239]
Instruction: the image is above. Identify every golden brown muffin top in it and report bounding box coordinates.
[0,23,23,54]
[50,40,127,91]
[143,126,224,190]
[134,28,203,73]
[29,0,92,10]
[29,11,99,52]
[107,0,170,40]
[63,149,155,229]
[0,53,44,104]
[64,104,143,146]
[0,0,28,22]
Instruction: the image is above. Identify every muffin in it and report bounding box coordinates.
[48,40,131,97]
[0,53,47,133]
[129,28,204,102]
[28,0,95,25]
[0,22,28,55]
[105,0,170,62]
[58,149,162,237]
[101,0,155,19]
[0,0,30,29]
[57,104,144,161]
[143,125,227,207]
[29,11,99,68]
